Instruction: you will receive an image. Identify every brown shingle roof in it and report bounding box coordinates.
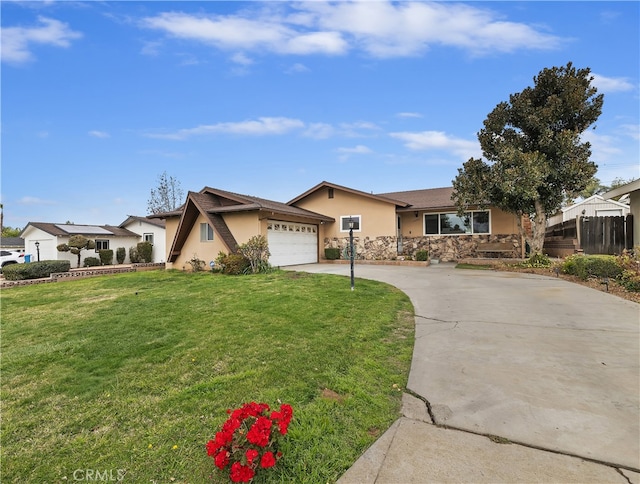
[377,187,456,211]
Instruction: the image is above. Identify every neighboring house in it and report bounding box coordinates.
[0,236,25,253]
[154,181,524,268]
[119,215,167,263]
[21,222,145,266]
[547,195,630,226]
[602,179,640,247]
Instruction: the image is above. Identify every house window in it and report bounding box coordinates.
[340,215,361,232]
[328,188,334,199]
[424,211,490,235]
[143,233,154,244]
[95,239,109,251]
[200,223,214,241]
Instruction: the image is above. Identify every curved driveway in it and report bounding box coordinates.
[289,263,640,472]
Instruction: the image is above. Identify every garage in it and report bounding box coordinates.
[267,221,318,266]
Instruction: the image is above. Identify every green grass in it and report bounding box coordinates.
[0,270,414,483]
[455,263,494,270]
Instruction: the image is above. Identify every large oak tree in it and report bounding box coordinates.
[452,62,603,255]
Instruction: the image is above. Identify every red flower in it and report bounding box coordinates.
[214,450,230,469]
[246,416,272,447]
[230,462,255,483]
[245,448,259,466]
[260,451,276,468]
[271,404,293,435]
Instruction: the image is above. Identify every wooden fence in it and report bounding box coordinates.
[545,214,634,256]
[580,215,633,255]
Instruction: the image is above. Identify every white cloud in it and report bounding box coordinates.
[396,112,423,118]
[303,122,336,139]
[620,124,640,141]
[146,117,305,140]
[18,196,56,205]
[390,130,479,160]
[337,145,373,155]
[285,62,310,74]
[591,73,635,93]
[230,52,253,66]
[140,2,563,60]
[1,16,82,64]
[88,130,110,138]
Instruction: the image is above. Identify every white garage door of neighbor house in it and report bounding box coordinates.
[267,221,318,267]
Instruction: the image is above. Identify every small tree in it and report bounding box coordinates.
[116,247,126,264]
[147,171,184,214]
[452,62,603,255]
[237,235,271,273]
[137,241,153,263]
[57,235,96,268]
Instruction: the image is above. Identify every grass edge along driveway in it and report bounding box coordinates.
[1,270,414,483]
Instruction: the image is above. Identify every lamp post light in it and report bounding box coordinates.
[348,217,355,291]
[35,241,40,262]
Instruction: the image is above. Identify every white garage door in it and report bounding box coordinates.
[267,221,318,266]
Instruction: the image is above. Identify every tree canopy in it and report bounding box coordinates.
[452,62,603,255]
[147,171,184,214]
[57,235,96,268]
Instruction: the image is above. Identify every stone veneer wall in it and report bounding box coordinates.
[324,234,521,262]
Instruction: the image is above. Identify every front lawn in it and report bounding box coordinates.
[0,270,414,483]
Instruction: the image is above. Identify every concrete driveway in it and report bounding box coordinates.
[288,263,640,473]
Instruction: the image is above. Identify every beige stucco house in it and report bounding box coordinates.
[155,181,524,268]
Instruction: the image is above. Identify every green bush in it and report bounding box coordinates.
[561,254,621,280]
[99,249,113,265]
[116,247,126,264]
[615,249,640,292]
[521,253,552,268]
[129,246,140,263]
[186,254,205,272]
[415,250,429,261]
[137,242,153,263]
[618,270,640,292]
[238,235,271,273]
[324,248,340,260]
[2,260,71,280]
[83,257,101,267]
[221,253,250,275]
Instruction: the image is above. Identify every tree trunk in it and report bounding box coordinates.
[529,199,547,255]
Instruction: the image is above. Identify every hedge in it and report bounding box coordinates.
[2,260,71,281]
[325,248,340,260]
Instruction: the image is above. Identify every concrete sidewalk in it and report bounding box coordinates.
[287,263,640,484]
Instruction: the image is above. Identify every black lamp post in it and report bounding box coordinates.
[35,241,40,262]
[348,217,355,291]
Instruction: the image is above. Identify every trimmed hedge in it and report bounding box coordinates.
[415,250,429,261]
[99,249,114,265]
[83,257,101,267]
[561,254,622,280]
[137,242,153,263]
[116,247,126,264]
[2,260,71,281]
[325,248,340,260]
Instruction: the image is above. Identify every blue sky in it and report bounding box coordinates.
[2,1,638,228]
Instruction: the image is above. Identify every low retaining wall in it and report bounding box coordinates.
[0,263,165,288]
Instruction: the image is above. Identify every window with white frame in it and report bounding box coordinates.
[424,211,490,235]
[95,239,109,251]
[200,223,214,241]
[143,233,154,244]
[340,215,361,232]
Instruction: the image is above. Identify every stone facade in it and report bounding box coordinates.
[324,234,521,262]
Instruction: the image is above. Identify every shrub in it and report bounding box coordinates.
[221,253,250,275]
[187,254,205,272]
[615,248,640,292]
[129,246,140,263]
[137,242,153,263]
[83,257,101,267]
[415,250,429,261]
[238,235,271,273]
[561,254,621,280]
[325,248,340,260]
[521,253,552,268]
[99,249,114,265]
[3,260,71,280]
[116,247,126,264]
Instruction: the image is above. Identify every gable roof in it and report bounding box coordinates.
[21,222,139,238]
[558,194,630,214]
[288,181,411,207]
[377,187,456,211]
[602,179,640,200]
[166,187,334,263]
[1,237,24,248]
[119,215,166,229]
